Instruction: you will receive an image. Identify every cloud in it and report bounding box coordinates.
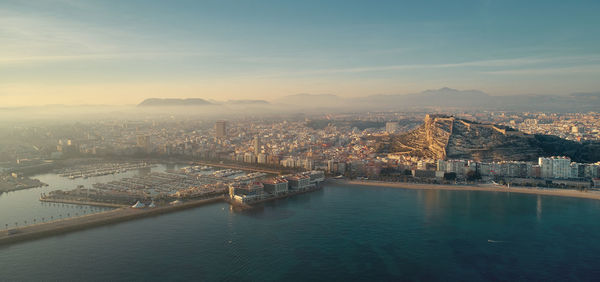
[255,55,600,77]
[0,52,223,65]
[482,64,600,75]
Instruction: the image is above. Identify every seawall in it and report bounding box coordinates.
[0,196,225,246]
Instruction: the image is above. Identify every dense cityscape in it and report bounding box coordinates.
[4,0,600,280]
[2,111,599,196]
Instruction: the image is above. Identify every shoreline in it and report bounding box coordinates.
[0,196,225,246]
[333,179,600,201]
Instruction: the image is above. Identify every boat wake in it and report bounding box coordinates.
[487,239,504,243]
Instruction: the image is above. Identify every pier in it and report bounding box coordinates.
[0,196,225,246]
[2,183,324,246]
[39,197,128,208]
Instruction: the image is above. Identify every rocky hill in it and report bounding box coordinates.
[375,114,600,163]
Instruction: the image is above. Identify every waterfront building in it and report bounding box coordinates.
[436,159,447,172]
[478,162,492,176]
[571,163,583,178]
[229,182,264,203]
[286,175,311,190]
[303,170,325,185]
[412,169,436,178]
[327,160,335,173]
[530,165,541,178]
[552,156,571,179]
[539,157,553,178]
[584,164,599,178]
[262,178,288,195]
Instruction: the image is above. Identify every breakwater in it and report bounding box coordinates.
[39,197,127,208]
[2,185,325,246]
[0,196,225,246]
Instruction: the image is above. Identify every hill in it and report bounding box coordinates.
[374,114,600,162]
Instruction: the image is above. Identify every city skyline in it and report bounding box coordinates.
[2,0,600,106]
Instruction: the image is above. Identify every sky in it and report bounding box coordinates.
[1,0,599,106]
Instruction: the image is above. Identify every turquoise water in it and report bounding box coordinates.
[2,184,600,281]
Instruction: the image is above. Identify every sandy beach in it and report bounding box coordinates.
[333,179,600,201]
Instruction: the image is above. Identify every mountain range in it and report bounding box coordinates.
[138,88,600,112]
[138,98,269,107]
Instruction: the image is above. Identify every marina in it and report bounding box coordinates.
[1,162,324,245]
[56,162,156,179]
[40,166,269,207]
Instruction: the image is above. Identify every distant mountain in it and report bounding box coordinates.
[359,88,600,112]
[137,89,600,112]
[373,114,600,163]
[138,98,213,107]
[225,99,269,105]
[285,93,339,99]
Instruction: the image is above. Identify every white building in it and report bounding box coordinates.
[539,157,553,178]
[552,157,571,179]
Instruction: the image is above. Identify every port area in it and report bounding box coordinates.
[226,185,323,210]
[0,196,225,246]
[1,185,324,245]
[0,173,47,193]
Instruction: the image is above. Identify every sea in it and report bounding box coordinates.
[2,174,600,280]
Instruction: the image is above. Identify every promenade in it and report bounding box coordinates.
[0,196,225,246]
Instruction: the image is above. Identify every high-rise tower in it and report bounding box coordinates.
[253,135,261,155]
[215,120,227,139]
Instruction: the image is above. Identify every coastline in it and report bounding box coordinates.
[333,179,600,201]
[0,196,225,246]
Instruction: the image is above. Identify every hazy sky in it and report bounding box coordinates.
[1,0,599,106]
